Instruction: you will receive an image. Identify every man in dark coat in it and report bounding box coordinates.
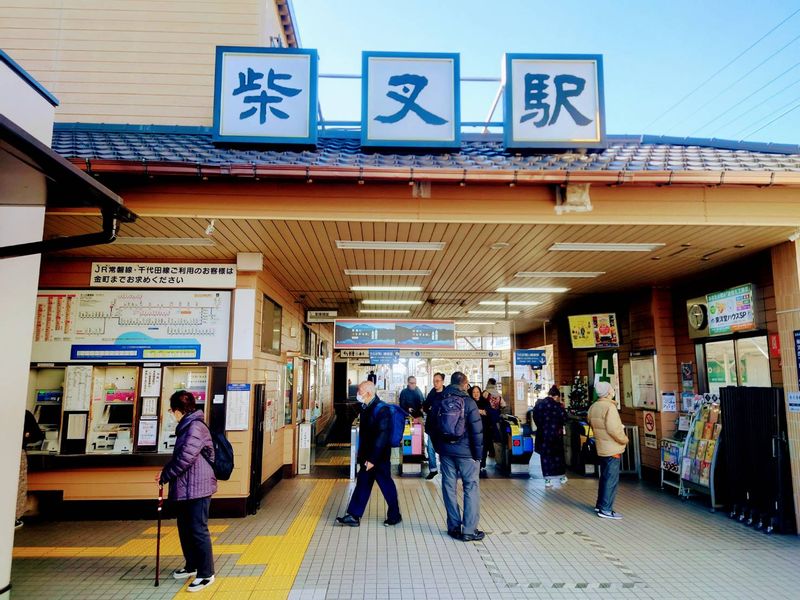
[398,376,424,419]
[336,381,401,527]
[427,371,484,541]
[422,372,446,479]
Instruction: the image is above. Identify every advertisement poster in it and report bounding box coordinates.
[707,284,756,336]
[680,362,694,392]
[568,313,619,349]
[660,439,681,474]
[32,290,231,363]
[334,319,455,349]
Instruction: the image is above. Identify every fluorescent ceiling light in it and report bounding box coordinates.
[515,271,605,278]
[362,299,423,305]
[359,309,411,314]
[350,286,422,292]
[345,269,431,276]
[496,287,569,293]
[468,310,520,315]
[113,237,215,247]
[454,321,496,325]
[479,300,541,306]
[548,242,665,252]
[336,241,445,251]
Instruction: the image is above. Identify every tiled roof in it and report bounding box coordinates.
[51,124,800,174]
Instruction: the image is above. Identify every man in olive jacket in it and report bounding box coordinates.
[428,371,484,541]
[587,381,628,520]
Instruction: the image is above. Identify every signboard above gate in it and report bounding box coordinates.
[213,46,318,145]
[362,51,460,148]
[211,46,604,150]
[504,54,605,149]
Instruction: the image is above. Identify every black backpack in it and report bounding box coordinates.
[200,422,234,481]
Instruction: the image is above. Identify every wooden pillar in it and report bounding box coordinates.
[770,241,800,533]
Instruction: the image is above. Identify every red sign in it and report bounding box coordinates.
[644,411,656,434]
[769,332,781,358]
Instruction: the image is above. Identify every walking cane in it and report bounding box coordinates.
[155,483,163,587]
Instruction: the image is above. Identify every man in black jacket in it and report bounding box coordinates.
[428,371,484,541]
[336,381,401,527]
[422,372,446,480]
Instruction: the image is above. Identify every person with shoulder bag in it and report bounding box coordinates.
[157,390,217,592]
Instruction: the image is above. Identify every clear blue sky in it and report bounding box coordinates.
[292,0,800,144]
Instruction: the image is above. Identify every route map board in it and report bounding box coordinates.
[31,290,231,363]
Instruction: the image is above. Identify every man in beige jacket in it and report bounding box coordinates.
[587,382,628,520]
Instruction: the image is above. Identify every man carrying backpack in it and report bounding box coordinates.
[336,380,401,527]
[427,372,484,541]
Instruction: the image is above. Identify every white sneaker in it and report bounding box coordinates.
[544,478,553,488]
[559,475,568,484]
[172,568,197,580]
[597,510,623,520]
[187,575,215,592]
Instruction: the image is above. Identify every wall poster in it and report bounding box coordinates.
[568,313,619,349]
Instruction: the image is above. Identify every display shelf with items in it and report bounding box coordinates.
[87,366,139,454]
[27,367,66,453]
[158,366,210,453]
[679,398,723,507]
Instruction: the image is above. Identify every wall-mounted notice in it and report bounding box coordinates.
[64,365,93,411]
[141,397,158,417]
[226,383,251,431]
[137,418,158,446]
[334,319,455,349]
[66,413,87,440]
[90,262,236,289]
[661,392,677,412]
[643,410,658,449]
[31,290,231,363]
[141,368,162,397]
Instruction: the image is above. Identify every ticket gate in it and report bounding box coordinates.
[495,414,534,476]
[349,422,359,481]
[400,417,424,476]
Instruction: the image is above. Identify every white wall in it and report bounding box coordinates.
[0,61,55,145]
[0,50,54,600]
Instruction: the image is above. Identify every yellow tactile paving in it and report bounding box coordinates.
[13,480,336,599]
[169,480,335,599]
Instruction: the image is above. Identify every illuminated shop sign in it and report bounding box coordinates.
[706,284,757,336]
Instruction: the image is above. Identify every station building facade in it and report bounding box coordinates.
[2,0,800,536]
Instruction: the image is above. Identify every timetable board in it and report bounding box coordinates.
[31,290,231,363]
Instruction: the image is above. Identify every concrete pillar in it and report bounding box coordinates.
[770,241,800,533]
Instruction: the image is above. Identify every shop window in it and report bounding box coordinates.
[703,335,770,397]
[736,336,771,387]
[705,340,737,397]
[261,295,282,355]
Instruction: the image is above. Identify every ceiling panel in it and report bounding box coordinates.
[43,214,794,333]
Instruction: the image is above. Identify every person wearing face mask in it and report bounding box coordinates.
[336,381,401,527]
[157,390,217,593]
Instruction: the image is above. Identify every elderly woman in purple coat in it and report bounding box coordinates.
[532,385,569,488]
[158,390,217,593]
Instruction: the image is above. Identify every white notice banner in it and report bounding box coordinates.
[90,262,236,289]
